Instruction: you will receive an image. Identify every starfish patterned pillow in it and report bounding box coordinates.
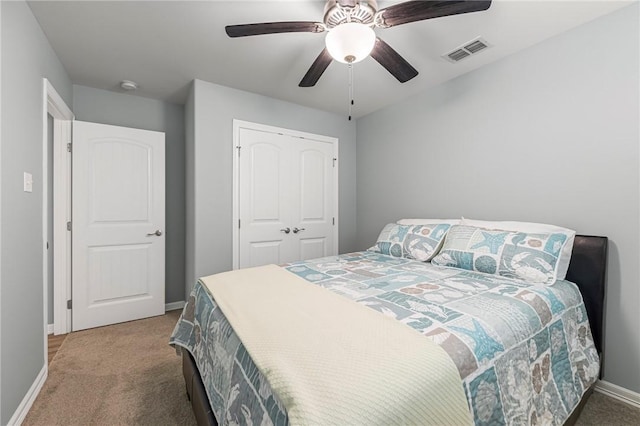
[459,218,576,281]
[368,223,452,261]
[431,225,570,285]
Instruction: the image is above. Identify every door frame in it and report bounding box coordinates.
[42,78,74,340]
[232,119,339,270]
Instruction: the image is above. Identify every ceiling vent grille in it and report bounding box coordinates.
[443,37,491,63]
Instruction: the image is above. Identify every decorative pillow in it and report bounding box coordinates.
[368,223,452,261]
[460,218,576,280]
[397,218,460,225]
[431,224,571,285]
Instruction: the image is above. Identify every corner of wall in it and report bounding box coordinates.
[184,81,196,298]
[0,0,4,421]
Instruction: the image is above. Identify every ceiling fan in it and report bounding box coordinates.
[225,1,492,87]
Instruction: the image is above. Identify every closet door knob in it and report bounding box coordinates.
[147,230,162,236]
[292,227,305,234]
[280,227,291,234]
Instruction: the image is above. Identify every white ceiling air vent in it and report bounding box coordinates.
[443,37,491,63]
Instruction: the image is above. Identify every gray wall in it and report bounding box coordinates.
[73,85,186,304]
[187,79,357,294]
[356,4,639,393]
[1,1,73,423]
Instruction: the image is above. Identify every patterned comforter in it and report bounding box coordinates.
[170,251,600,425]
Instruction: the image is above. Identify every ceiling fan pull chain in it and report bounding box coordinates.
[348,62,354,121]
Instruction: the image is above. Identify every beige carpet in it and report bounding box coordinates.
[24,312,640,425]
[24,311,196,426]
[576,391,640,425]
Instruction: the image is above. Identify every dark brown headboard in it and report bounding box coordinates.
[565,235,608,356]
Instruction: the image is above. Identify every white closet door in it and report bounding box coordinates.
[238,129,295,268]
[237,125,336,268]
[290,139,335,261]
[72,121,165,331]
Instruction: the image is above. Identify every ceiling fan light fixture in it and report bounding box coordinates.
[325,22,375,64]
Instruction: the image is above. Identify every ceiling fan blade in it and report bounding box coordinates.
[370,38,418,83]
[377,0,492,28]
[299,49,333,87]
[225,22,325,38]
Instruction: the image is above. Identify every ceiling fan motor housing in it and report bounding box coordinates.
[323,0,378,28]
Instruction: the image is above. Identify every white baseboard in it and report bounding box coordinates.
[165,301,185,312]
[595,380,640,409]
[7,364,47,426]
[47,324,54,335]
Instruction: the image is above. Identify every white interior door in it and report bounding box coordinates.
[291,139,335,261]
[238,129,294,268]
[237,124,337,269]
[72,121,165,331]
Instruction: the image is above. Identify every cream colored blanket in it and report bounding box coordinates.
[201,264,471,426]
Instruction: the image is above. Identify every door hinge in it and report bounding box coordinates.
[66,221,71,231]
[67,143,72,153]
[238,219,241,229]
[236,146,241,156]
[333,158,337,168]
[67,300,72,309]
[332,217,335,226]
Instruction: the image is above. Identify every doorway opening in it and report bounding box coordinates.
[42,79,73,343]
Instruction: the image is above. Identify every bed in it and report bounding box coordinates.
[170,225,607,426]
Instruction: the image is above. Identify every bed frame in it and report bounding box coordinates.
[181,235,608,426]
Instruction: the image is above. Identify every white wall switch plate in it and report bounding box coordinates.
[23,172,33,193]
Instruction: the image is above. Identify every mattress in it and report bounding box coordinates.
[170,251,600,425]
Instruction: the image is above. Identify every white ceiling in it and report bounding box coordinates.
[28,0,632,118]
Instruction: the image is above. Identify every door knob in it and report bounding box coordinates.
[280,227,291,234]
[147,230,162,236]
[292,227,305,234]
